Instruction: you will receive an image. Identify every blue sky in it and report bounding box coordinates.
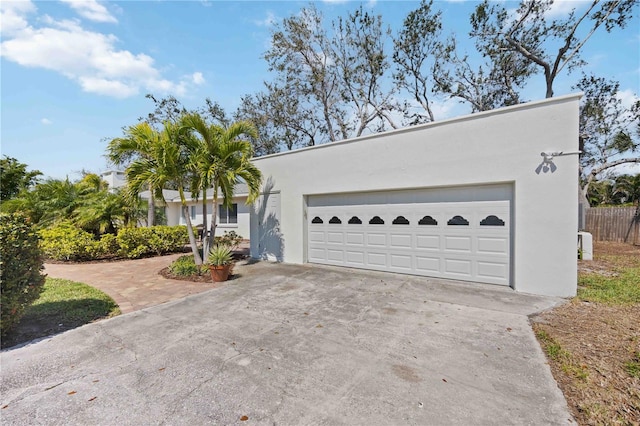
[1,0,639,180]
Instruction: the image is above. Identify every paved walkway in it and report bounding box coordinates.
[44,253,221,314]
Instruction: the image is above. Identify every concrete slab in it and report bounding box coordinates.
[1,261,575,425]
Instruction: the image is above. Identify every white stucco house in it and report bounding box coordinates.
[142,186,252,239]
[248,94,581,297]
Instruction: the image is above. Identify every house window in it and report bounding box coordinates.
[219,203,238,224]
[190,206,196,220]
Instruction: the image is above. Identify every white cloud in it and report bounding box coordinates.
[253,11,277,27]
[0,3,202,99]
[0,0,36,36]
[616,88,639,110]
[60,0,117,23]
[41,118,52,125]
[546,0,589,18]
[192,72,205,85]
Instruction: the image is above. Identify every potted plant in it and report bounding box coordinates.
[207,245,233,282]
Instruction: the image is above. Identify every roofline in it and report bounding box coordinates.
[252,93,583,162]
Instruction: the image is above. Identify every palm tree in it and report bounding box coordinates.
[107,123,161,227]
[182,113,262,261]
[73,191,126,235]
[123,120,203,264]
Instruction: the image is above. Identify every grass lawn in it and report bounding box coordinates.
[2,278,120,349]
[533,242,640,425]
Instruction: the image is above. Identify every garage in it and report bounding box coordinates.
[251,95,580,297]
[306,184,511,286]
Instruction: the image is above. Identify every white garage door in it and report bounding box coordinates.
[307,186,511,286]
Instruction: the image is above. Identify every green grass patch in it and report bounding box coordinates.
[624,352,640,378]
[535,328,589,381]
[26,278,120,324]
[578,265,640,305]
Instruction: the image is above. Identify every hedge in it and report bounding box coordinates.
[39,224,188,261]
[0,213,46,336]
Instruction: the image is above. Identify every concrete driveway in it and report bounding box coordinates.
[1,262,574,425]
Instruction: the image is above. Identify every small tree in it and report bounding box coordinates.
[575,74,639,195]
[0,213,46,336]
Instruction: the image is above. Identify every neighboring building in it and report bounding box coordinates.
[140,184,251,240]
[248,94,582,298]
[100,170,126,193]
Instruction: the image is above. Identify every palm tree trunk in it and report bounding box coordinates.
[201,188,208,242]
[147,183,155,227]
[203,190,219,263]
[182,203,203,265]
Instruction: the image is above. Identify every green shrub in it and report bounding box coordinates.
[0,213,46,336]
[117,226,188,259]
[214,230,243,251]
[39,221,99,261]
[169,255,204,276]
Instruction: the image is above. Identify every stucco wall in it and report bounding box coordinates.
[251,94,581,297]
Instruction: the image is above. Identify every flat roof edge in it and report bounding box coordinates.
[253,93,583,162]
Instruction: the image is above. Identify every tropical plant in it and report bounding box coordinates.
[182,112,262,262]
[121,120,203,264]
[107,122,165,227]
[206,245,233,266]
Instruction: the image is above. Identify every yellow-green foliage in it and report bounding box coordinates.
[116,226,188,258]
[0,213,46,336]
[39,223,188,261]
[39,221,99,260]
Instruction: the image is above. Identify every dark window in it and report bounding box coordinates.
[348,216,362,224]
[329,216,342,224]
[311,216,323,224]
[418,216,438,225]
[369,216,384,225]
[219,203,238,224]
[392,215,410,225]
[447,215,469,226]
[480,215,505,226]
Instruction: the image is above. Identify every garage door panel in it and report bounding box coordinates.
[367,252,387,267]
[327,249,344,262]
[327,232,344,244]
[416,235,440,249]
[444,236,472,252]
[477,237,508,255]
[367,233,386,246]
[346,251,365,265]
[390,233,412,248]
[444,258,472,276]
[477,261,508,281]
[346,232,365,245]
[308,187,511,286]
[415,256,440,273]
[309,248,326,262]
[390,254,412,269]
[309,231,325,243]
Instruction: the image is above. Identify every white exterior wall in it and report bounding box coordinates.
[251,95,581,297]
[171,197,251,239]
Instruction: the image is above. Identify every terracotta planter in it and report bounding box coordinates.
[209,264,231,282]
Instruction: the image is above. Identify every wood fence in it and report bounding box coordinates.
[585,206,640,244]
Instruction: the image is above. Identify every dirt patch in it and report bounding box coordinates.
[534,241,640,425]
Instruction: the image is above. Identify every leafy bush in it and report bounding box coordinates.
[169,255,204,276]
[214,230,243,251]
[39,221,99,261]
[116,226,188,259]
[0,213,46,336]
[39,223,188,261]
